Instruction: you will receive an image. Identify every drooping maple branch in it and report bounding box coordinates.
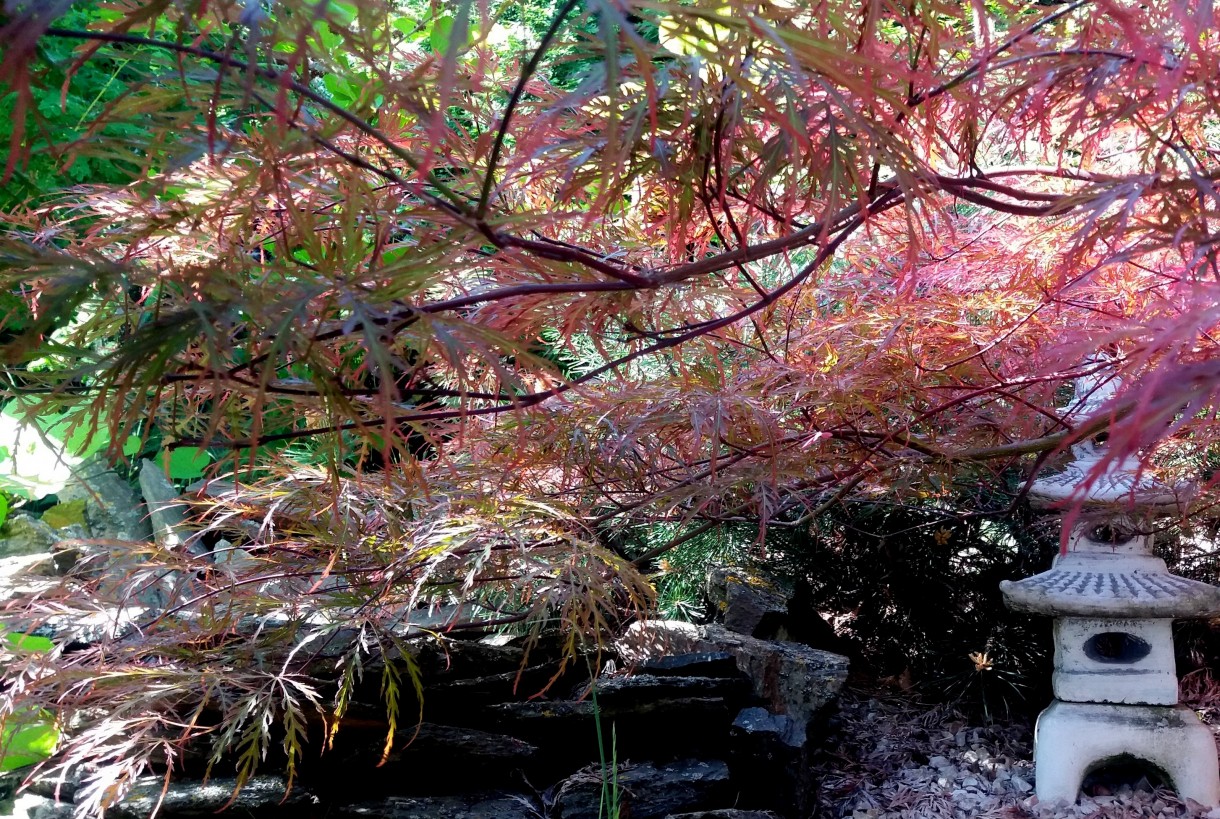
[169,191,903,450]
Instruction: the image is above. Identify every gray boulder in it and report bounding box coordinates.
[212,539,259,574]
[555,759,731,819]
[617,621,849,731]
[58,455,152,544]
[48,524,96,575]
[730,707,815,814]
[732,706,806,749]
[25,768,81,803]
[29,798,75,819]
[138,459,191,550]
[707,567,788,637]
[703,625,847,728]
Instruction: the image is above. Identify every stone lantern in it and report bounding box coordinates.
[1000,363,1220,806]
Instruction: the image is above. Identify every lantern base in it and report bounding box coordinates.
[1034,700,1220,807]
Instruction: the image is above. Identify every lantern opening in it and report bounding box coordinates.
[1082,753,1170,794]
[1083,632,1153,664]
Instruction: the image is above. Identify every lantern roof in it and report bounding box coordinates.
[1028,455,1188,510]
[1001,550,1220,618]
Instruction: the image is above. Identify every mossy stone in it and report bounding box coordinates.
[40,499,87,530]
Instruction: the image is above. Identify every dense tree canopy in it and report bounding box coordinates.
[3,0,1218,515]
[1,0,1219,811]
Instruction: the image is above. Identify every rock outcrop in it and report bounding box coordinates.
[617,620,849,735]
[57,454,152,545]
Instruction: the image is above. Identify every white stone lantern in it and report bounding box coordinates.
[1000,363,1220,807]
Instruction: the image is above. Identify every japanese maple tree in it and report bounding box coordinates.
[0,0,1218,810]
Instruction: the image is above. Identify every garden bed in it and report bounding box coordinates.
[811,683,1220,819]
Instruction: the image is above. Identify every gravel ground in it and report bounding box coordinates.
[809,676,1220,819]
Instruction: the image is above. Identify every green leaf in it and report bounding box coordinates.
[392,17,422,38]
[4,633,54,652]
[330,1,359,25]
[428,15,474,53]
[0,709,59,773]
[157,447,211,481]
[430,16,455,53]
[322,74,357,109]
[0,493,7,527]
[311,21,343,52]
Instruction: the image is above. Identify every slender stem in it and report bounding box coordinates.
[477,0,582,218]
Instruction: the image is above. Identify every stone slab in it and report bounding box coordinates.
[102,775,315,818]
[337,795,537,819]
[555,759,731,819]
[617,620,849,730]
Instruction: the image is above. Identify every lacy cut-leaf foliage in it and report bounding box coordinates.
[2,468,651,815]
[1,0,1220,812]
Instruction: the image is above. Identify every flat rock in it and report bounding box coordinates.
[412,638,527,679]
[482,699,595,722]
[24,769,82,803]
[29,800,75,818]
[618,621,849,730]
[617,619,703,665]
[6,793,72,819]
[701,625,848,726]
[483,696,733,726]
[0,553,57,601]
[488,695,737,768]
[102,775,315,818]
[383,723,538,768]
[587,673,750,703]
[665,812,783,819]
[421,663,566,709]
[641,652,739,678]
[21,606,148,646]
[555,759,732,819]
[336,794,538,819]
